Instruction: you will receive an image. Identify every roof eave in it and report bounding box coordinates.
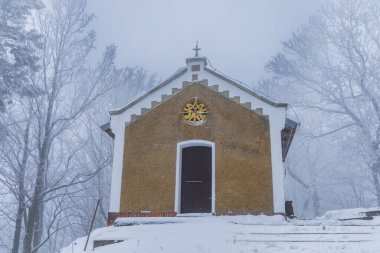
[100,122,114,139]
[282,118,299,161]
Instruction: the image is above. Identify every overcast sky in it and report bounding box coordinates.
[87,0,323,85]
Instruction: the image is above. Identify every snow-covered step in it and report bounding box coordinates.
[60,214,380,253]
[234,231,374,243]
[93,240,123,249]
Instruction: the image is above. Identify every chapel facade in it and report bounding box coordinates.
[102,54,297,224]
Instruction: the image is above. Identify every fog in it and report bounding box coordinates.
[4,1,380,252]
[87,0,322,84]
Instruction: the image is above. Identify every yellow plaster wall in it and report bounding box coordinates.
[120,83,273,213]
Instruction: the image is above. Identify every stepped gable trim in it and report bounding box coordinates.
[125,81,269,128]
[110,67,187,115]
[204,67,287,108]
[192,80,269,120]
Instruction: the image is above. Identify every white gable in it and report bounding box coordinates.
[108,57,288,213]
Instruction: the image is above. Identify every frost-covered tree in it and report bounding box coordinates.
[20,0,121,251]
[0,0,158,251]
[261,0,380,210]
[0,0,43,112]
[0,4,158,253]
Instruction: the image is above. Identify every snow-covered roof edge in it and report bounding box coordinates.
[109,63,287,116]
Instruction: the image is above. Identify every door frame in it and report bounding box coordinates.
[175,140,215,214]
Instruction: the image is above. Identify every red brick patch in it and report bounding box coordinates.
[107,212,177,226]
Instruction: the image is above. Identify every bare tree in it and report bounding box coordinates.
[18,0,120,252]
[0,99,33,253]
[285,135,335,217]
[262,0,380,207]
[111,66,158,109]
[0,0,158,251]
[0,0,43,112]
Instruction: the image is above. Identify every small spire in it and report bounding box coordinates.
[193,41,201,57]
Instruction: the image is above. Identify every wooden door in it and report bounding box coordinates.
[180,146,212,213]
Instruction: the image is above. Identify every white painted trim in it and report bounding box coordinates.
[175,140,216,214]
[108,121,125,212]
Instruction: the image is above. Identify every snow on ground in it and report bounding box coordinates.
[320,207,380,220]
[60,210,380,253]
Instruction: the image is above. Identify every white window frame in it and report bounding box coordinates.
[174,140,216,214]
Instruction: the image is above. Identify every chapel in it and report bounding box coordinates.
[102,48,297,224]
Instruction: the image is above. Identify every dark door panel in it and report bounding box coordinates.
[180,146,212,213]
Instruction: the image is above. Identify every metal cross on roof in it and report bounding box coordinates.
[193,41,201,57]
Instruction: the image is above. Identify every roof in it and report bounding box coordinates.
[285,118,299,128]
[100,122,114,138]
[282,118,299,161]
[109,61,287,116]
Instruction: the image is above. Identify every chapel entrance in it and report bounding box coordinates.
[180,146,212,213]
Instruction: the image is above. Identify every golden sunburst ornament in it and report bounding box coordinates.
[181,97,209,126]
